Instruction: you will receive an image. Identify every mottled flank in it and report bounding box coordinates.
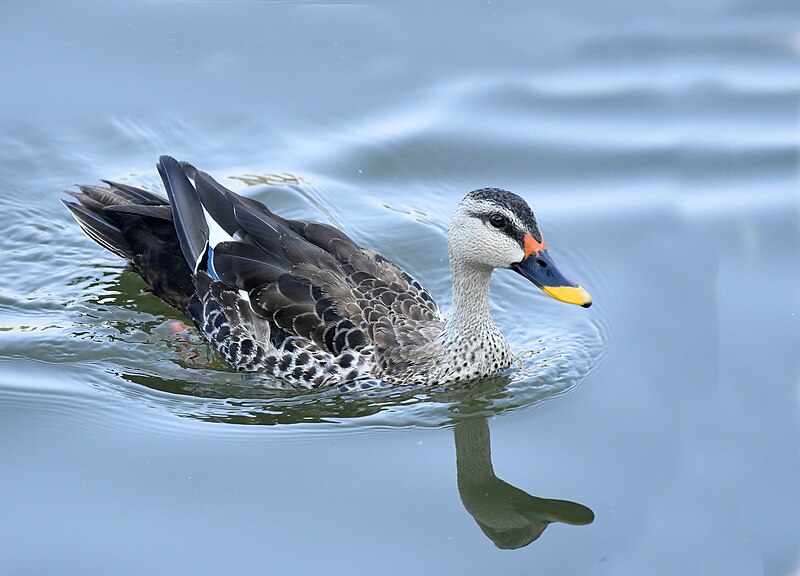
[63,157,550,388]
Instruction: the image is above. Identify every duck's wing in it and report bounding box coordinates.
[67,156,444,381]
[280,228,445,373]
[167,158,445,366]
[265,220,446,373]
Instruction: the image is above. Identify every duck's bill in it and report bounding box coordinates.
[511,248,593,308]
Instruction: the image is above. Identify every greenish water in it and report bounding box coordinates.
[1,0,799,574]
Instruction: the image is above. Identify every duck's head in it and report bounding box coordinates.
[448,188,592,308]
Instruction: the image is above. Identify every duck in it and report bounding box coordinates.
[64,156,591,388]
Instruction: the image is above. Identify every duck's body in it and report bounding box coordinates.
[64,156,591,388]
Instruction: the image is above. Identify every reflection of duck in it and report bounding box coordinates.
[455,417,594,549]
[64,156,591,388]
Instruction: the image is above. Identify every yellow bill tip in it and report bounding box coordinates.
[541,285,593,308]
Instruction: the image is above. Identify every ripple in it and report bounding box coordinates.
[105,321,605,431]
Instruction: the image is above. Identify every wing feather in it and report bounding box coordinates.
[69,156,444,378]
[157,155,208,268]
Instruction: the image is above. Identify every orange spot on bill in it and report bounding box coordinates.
[524,233,546,258]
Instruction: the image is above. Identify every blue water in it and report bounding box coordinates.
[1,0,799,574]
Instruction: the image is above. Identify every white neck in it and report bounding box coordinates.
[442,256,511,377]
[414,227,516,384]
[446,259,495,336]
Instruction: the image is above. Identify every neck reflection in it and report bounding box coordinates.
[454,416,594,549]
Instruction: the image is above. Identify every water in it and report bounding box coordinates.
[1,0,798,574]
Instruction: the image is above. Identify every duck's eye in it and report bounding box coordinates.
[489,214,506,228]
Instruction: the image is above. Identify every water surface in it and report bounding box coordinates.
[1,0,799,574]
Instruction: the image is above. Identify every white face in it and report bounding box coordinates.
[447,196,527,269]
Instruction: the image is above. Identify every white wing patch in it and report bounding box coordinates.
[202,205,234,248]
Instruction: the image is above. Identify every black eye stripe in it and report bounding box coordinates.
[466,188,543,243]
[466,209,527,245]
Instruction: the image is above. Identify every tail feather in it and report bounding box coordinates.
[64,177,196,310]
[100,180,166,205]
[104,203,173,220]
[62,198,133,259]
[64,189,106,213]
